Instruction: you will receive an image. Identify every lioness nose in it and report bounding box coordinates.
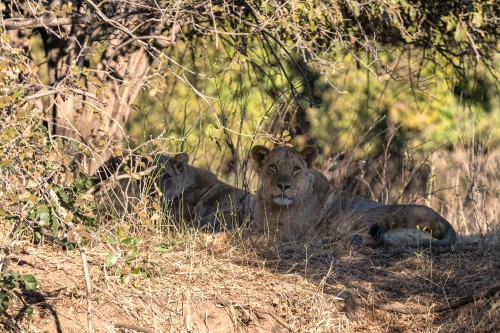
[277,183,291,191]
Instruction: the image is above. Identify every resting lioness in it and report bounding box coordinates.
[251,145,456,247]
[94,153,255,230]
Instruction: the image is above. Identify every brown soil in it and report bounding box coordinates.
[1,232,499,333]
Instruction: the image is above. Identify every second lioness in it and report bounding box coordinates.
[157,153,255,230]
[251,145,456,247]
[96,153,254,230]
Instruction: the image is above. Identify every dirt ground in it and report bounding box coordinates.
[1,230,499,333]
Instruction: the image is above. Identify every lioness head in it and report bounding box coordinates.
[251,145,318,206]
[154,153,193,200]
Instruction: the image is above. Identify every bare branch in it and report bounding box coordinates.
[2,15,88,30]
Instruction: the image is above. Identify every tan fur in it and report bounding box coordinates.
[251,145,456,247]
[95,153,255,230]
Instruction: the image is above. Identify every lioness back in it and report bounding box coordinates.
[94,152,254,230]
[251,145,456,248]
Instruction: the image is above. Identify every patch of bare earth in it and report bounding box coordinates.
[2,231,499,333]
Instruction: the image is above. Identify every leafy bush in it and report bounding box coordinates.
[0,270,39,319]
[1,32,97,243]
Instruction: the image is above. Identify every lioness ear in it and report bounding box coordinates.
[300,145,318,168]
[251,145,270,169]
[172,153,189,170]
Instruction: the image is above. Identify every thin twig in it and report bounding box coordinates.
[87,165,156,195]
[263,310,293,332]
[25,219,65,247]
[75,239,93,333]
[115,323,155,333]
[236,0,316,107]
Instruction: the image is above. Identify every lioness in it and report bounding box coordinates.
[251,145,456,247]
[94,153,254,230]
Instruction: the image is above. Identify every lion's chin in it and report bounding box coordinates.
[272,197,293,206]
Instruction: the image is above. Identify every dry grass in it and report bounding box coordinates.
[2,227,499,332]
[1,147,499,333]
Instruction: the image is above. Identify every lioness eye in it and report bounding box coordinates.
[163,173,171,182]
[293,166,301,173]
[269,164,277,171]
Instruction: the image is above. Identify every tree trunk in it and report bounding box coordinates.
[38,23,156,174]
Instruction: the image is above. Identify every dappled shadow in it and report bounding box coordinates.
[17,290,63,333]
[2,257,63,333]
[234,233,500,332]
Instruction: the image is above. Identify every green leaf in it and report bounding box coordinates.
[154,243,172,253]
[472,12,483,28]
[58,190,71,206]
[105,251,118,268]
[454,22,468,42]
[124,249,138,262]
[352,4,360,17]
[20,275,39,291]
[75,179,84,189]
[0,294,9,312]
[26,305,34,319]
[120,237,137,246]
[83,177,93,190]
[35,207,50,225]
[1,126,17,140]
[204,124,213,138]
[52,215,60,235]
[106,236,118,245]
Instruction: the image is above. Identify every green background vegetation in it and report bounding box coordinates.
[126,37,500,168]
